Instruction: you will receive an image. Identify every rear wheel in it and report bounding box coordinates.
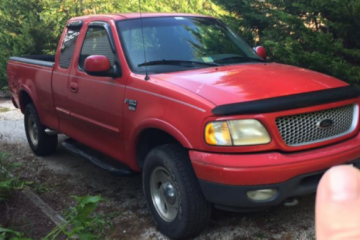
[143,144,211,240]
[24,104,58,156]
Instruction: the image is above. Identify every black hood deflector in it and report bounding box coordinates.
[212,85,360,116]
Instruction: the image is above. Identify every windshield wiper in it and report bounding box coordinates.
[138,60,219,67]
[215,56,265,63]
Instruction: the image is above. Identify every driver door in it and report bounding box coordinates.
[66,21,127,161]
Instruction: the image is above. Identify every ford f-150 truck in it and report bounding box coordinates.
[7,13,360,239]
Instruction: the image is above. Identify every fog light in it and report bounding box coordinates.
[247,189,277,201]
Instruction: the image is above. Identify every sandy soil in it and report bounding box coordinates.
[0,99,316,240]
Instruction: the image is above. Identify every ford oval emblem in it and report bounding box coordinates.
[317,119,334,129]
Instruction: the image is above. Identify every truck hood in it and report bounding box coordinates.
[154,63,348,106]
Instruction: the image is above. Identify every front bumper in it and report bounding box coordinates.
[190,132,360,210]
[199,159,360,211]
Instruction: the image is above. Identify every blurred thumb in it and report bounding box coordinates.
[316,166,360,240]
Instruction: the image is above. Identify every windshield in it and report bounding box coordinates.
[117,17,264,74]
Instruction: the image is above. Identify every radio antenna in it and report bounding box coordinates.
[138,0,150,81]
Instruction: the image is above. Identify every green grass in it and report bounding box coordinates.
[0,107,10,113]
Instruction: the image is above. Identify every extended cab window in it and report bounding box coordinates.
[79,26,115,70]
[59,29,80,69]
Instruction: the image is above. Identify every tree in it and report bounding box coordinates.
[0,0,227,88]
[1,0,359,88]
[0,0,57,89]
[213,0,360,84]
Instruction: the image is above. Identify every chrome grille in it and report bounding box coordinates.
[276,104,358,146]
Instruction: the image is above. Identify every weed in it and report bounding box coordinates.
[0,195,112,240]
[0,154,112,240]
[0,107,10,113]
[0,153,25,202]
[0,227,32,240]
[32,183,52,195]
[44,195,112,240]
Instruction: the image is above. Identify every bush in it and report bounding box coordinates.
[213,0,360,84]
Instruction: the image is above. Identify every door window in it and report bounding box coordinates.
[59,29,80,69]
[79,27,115,70]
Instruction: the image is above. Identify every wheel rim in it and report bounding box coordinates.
[150,167,179,222]
[28,114,39,146]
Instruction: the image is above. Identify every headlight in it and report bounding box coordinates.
[205,119,271,146]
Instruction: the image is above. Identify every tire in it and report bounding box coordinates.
[24,103,58,156]
[143,144,211,240]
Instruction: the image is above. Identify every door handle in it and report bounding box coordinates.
[70,83,79,93]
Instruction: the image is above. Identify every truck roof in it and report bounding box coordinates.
[70,13,214,22]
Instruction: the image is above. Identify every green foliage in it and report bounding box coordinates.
[0,155,109,239]
[31,182,52,195]
[0,0,58,88]
[0,0,360,87]
[0,0,225,88]
[0,153,31,240]
[43,195,110,240]
[0,153,25,202]
[0,227,32,240]
[0,195,109,240]
[0,107,10,113]
[213,0,360,84]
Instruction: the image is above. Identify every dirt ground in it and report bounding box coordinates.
[0,99,316,240]
[0,191,59,239]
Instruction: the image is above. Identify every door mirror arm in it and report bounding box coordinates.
[111,62,122,78]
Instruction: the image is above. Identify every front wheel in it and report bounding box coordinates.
[24,104,58,156]
[143,144,211,240]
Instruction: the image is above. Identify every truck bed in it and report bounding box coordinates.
[7,54,58,130]
[9,55,55,68]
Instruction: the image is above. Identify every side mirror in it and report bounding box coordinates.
[254,46,267,59]
[84,55,112,77]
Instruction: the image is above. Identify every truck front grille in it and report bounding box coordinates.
[276,104,358,146]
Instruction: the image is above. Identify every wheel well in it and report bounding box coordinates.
[136,128,182,170]
[19,91,33,112]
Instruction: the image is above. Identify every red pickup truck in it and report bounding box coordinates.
[7,13,360,239]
